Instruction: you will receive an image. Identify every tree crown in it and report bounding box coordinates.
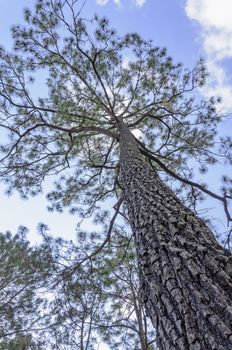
[0,0,231,228]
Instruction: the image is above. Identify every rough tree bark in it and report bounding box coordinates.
[118,120,232,350]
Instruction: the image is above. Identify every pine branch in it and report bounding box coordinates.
[139,145,232,223]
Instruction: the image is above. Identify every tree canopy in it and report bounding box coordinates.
[0,0,231,220]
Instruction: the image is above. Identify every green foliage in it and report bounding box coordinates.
[0,225,156,349]
[33,224,156,349]
[0,229,52,349]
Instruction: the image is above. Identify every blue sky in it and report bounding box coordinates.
[0,0,231,243]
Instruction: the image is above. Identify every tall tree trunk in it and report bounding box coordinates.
[118,120,232,350]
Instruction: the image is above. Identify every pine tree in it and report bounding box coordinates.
[37,227,156,349]
[0,1,231,348]
[0,229,52,349]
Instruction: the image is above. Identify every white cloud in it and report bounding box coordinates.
[185,0,232,31]
[185,0,232,112]
[96,0,146,7]
[200,60,232,111]
[203,31,232,60]
[135,0,146,6]
[205,60,225,86]
[201,84,232,112]
[96,0,109,5]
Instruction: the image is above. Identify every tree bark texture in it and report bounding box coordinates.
[118,121,232,350]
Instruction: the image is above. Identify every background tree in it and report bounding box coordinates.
[0,0,231,348]
[0,229,53,349]
[0,225,156,349]
[38,224,156,349]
